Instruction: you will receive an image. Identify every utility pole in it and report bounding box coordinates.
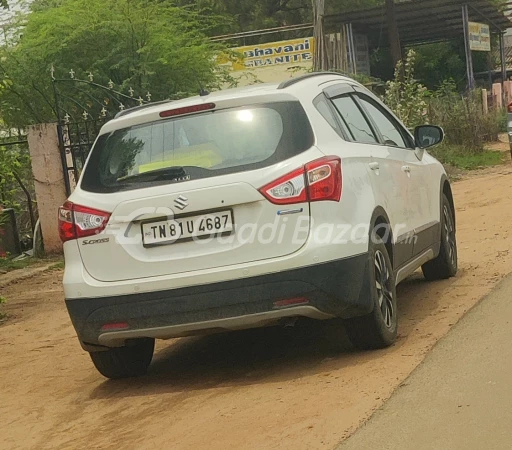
[385,0,403,69]
[462,4,475,90]
[312,0,327,71]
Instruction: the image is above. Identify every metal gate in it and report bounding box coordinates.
[0,138,36,235]
[58,120,105,195]
[52,68,154,195]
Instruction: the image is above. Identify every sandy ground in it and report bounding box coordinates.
[0,263,59,289]
[339,273,512,450]
[2,161,512,450]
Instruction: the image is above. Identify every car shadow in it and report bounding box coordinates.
[89,271,459,400]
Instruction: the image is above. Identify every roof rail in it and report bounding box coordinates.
[277,72,349,90]
[114,99,174,119]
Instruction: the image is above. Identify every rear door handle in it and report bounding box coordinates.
[369,162,380,171]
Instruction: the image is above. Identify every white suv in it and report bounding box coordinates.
[59,73,457,379]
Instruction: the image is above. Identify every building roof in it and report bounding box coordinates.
[325,0,512,47]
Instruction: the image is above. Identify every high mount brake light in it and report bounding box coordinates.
[159,103,216,118]
[58,201,111,242]
[259,156,342,205]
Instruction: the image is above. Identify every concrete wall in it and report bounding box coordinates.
[28,123,67,254]
[492,82,503,108]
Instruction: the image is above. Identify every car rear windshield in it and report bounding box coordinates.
[80,101,314,193]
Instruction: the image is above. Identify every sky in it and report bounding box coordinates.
[0,0,31,26]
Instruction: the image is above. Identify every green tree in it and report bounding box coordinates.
[0,79,33,230]
[174,0,383,33]
[175,0,311,32]
[0,0,229,128]
[412,39,491,91]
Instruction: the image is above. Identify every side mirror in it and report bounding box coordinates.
[414,125,444,149]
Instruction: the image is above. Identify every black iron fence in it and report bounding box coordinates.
[52,69,154,195]
[58,120,105,195]
[0,138,36,236]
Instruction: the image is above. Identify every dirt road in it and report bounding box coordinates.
[2,164,512,450]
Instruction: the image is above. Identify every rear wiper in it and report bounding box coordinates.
[118,166,189,183]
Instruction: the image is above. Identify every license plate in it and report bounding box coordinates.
[141,210,234,247]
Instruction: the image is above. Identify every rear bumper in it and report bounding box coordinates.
[66,253,372,350]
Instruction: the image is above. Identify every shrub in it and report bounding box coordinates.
[426,87,501,151]
[384,51,505,153]
[383,49,429,129]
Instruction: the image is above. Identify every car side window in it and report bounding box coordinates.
[330,95,378,144]
[357,96,411,149]
[313,95,345,138]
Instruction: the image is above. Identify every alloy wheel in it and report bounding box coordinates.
[374,250,394,329]
[443,205,457,268]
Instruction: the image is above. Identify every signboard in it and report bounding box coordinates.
[355,34,370,75]
[221,37,315,71]
[347,34,370,76]
[469,22,491,52]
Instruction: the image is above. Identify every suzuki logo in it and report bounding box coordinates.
[174,195,189,211]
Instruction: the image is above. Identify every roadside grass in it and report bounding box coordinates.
[0,295,6,322]
[49,260,65,270]
[0,257,34,273]
[0,256,64,274]
[442,150,503,170]
[430,144,505,171]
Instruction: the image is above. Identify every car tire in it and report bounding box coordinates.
[89,338,155,379]
[344,233,398,350]
[422,194,458,281]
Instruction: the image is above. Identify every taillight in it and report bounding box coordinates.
[259,156,342,204]
[508,102,512,113]
[305,157,342,202]
[58,201,111,242]
[258,167,307,205]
